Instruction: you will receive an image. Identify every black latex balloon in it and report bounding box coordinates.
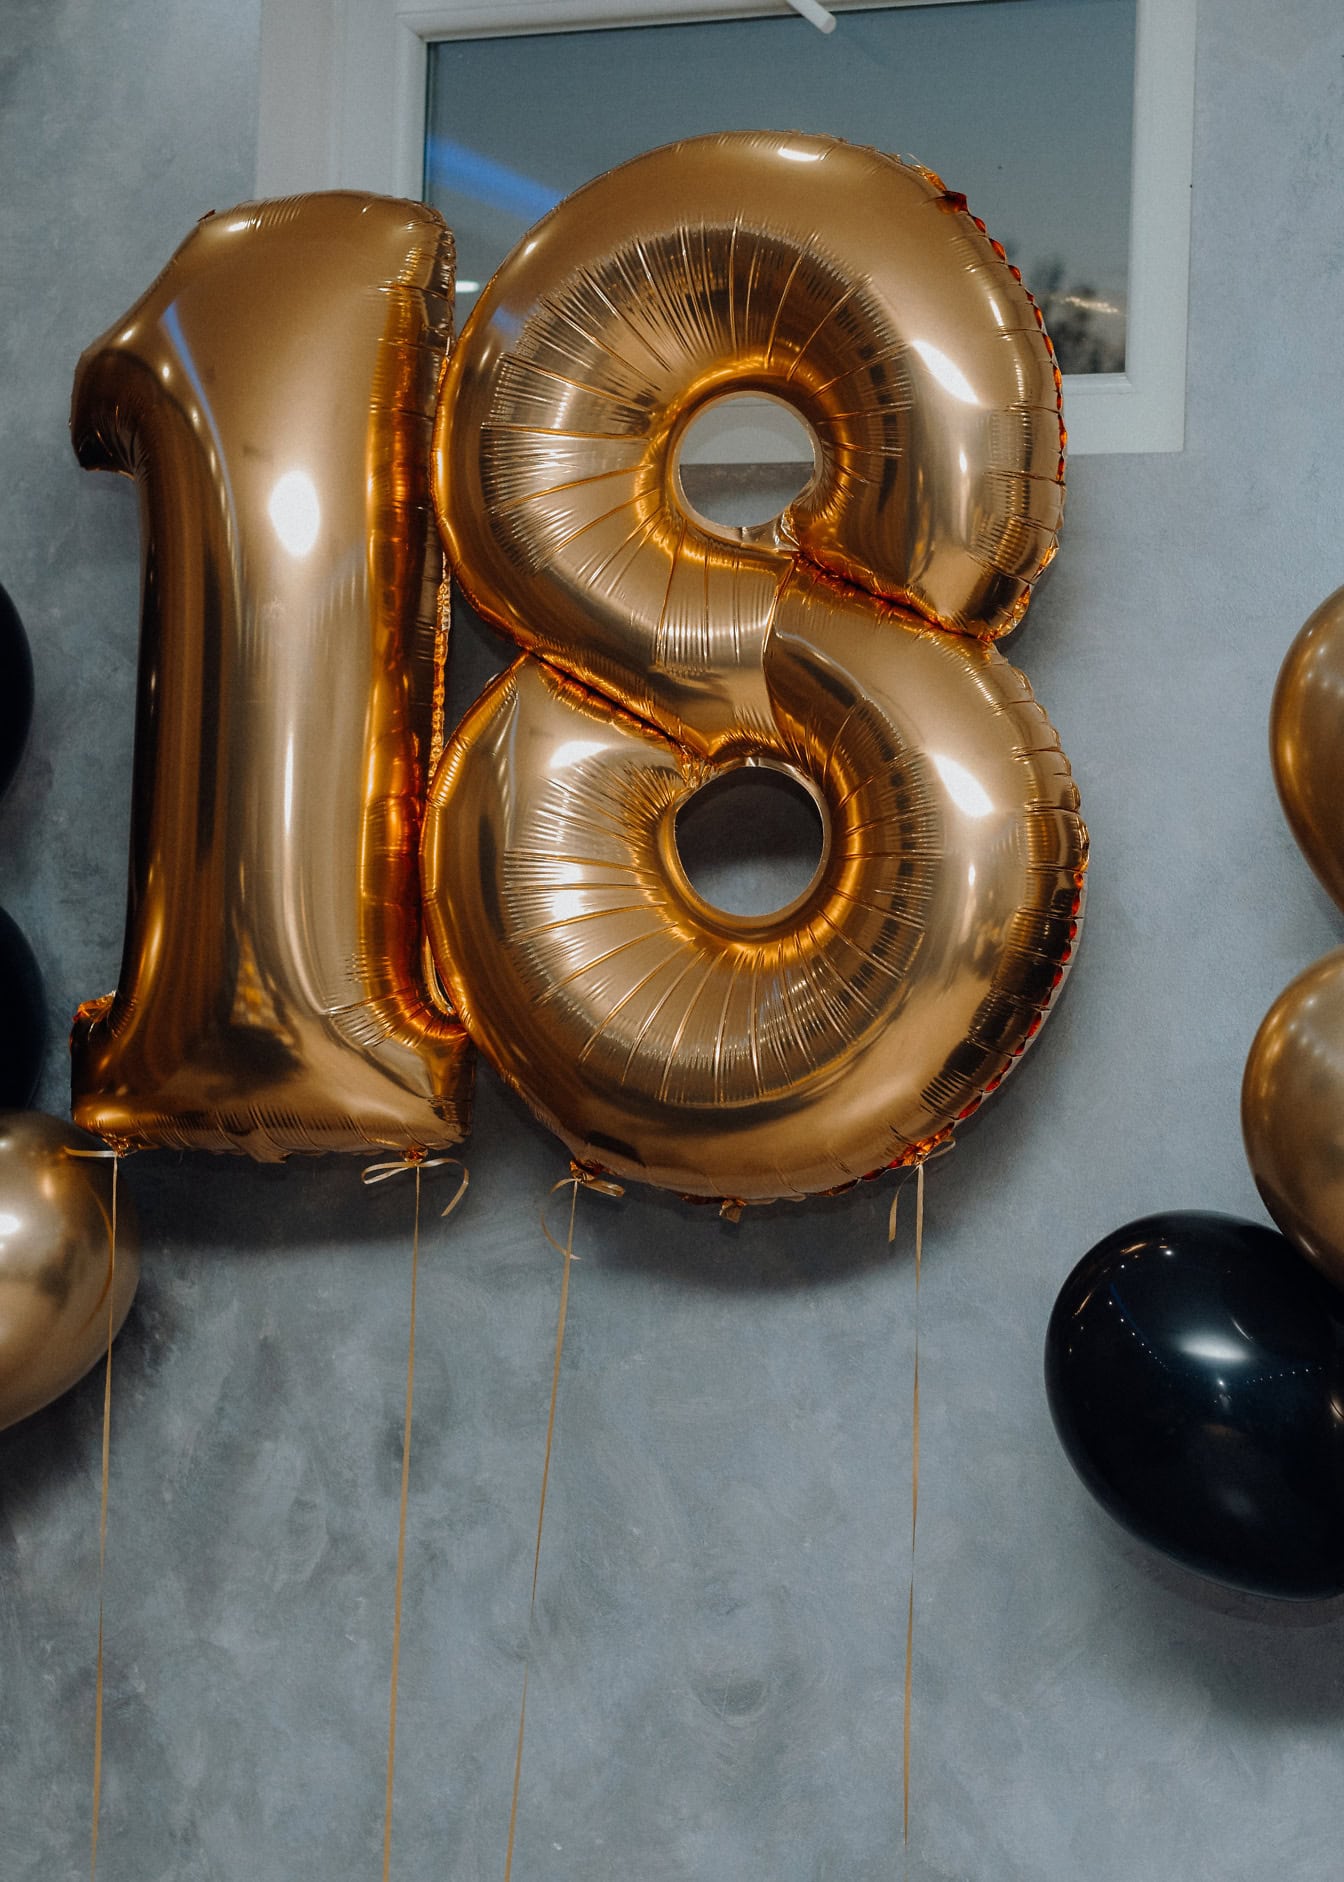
[1045,1212,1344,1599]
[0,583,34,799]
[0,909,45,1109]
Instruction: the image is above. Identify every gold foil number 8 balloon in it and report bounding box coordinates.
[423,133,1087,1203]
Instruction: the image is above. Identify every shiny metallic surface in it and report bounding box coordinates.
[69,194,472,1157]
[0,1111,138,1432]
[1271,585,1344,914]
[426,604,1083,1201]
[1243,948,1344,1294]
[425,134,1083,1202]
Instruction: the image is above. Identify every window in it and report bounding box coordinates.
[257,0,1195,452]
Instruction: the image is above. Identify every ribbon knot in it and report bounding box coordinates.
[362,1153,469,1221]
[539,1164,623,1262]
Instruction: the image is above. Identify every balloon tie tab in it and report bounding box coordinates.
[572,1160,624,1199]
[362,1149,427,1182]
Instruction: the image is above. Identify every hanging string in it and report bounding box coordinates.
[504,1167,621,1882]
[888,1159,925,1870]
[65,1144,127,1882]
[360,1151,468,1882]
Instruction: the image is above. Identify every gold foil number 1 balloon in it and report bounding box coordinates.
[69,195,471,1158]
[422,133,1086,1203]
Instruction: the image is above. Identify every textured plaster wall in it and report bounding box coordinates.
[2,3,1344,1879]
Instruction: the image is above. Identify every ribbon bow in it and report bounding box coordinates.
[362,1151,469,1222]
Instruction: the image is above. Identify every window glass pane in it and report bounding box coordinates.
[425,0,1133,375]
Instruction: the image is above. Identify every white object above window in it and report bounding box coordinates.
[257,0,1195,454]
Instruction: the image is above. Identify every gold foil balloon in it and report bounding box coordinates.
[69,194,472,1158]
[424,133,1085,1203]
[0,1113,139,1432]
[1243,951,1344,1294]
[1271,585,1344,914]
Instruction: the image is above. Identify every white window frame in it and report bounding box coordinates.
[257,0,1195,454]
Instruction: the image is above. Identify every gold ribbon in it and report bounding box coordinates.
[362,1153,468,1882]
[65,1144,129,1882]
[504,1167,622,1882]
[362,1150,471,1212]
[888,1159,926,1868]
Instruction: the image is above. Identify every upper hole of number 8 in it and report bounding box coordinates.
[674,393,818,536]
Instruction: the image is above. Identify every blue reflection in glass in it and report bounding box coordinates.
[424,136,560,227]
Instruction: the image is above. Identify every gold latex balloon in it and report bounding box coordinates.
[1271,585,1344,913]
[69,194,472,1158]
[424,133,1084,1203]
[0,1112,139,1432]
[1243,950,1344,1293]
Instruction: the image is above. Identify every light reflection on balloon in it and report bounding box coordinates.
[268,471,321,558]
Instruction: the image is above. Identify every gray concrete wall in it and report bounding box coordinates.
[2,3,1344,1879]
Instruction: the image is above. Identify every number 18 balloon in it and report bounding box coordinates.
[70,137,1085,1197]
[424,134,1085,1201]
